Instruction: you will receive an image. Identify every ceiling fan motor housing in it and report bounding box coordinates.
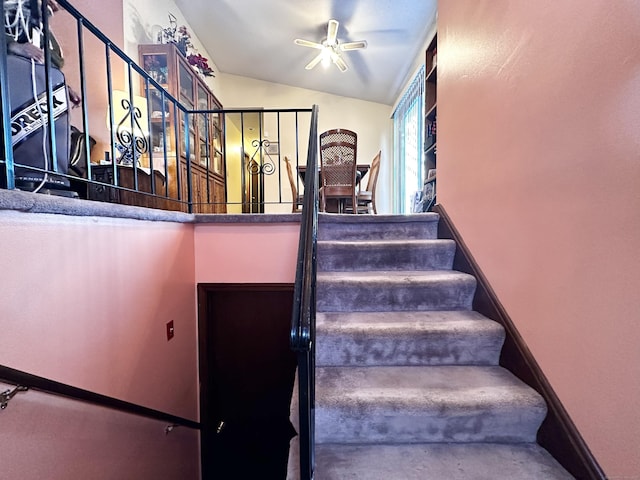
[294,18,367,72]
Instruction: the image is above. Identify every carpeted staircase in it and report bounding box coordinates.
[312,213,574,479]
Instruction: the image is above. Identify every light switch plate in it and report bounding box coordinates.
[166,320,174,341]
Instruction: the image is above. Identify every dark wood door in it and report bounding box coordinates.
[198,284,297,479]
[242,153,264,213]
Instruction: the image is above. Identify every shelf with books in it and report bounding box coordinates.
[424,33,437,176]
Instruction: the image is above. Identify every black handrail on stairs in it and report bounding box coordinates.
[289,104,319,480]
[0,364,200,429]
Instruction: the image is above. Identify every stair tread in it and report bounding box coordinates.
[316,365,544,405]
[319,212,440,224]
[318,213,439,240]
[318,239,455,247]
[317,239,456,271]
[317,310,503,332]
[315,366,546,444]
[316,311,505,367]
[314,443,575,480]
[318,270,475,282]
[317,270,476,312]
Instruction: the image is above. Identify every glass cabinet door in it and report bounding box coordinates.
[178,63,194,107]
[212,113,223,174]
[197,84,210,167]
[141,53,169,86]
[179,114,197,162]
[177,63,195,161]
[197,85,208,115]
[147,86,172,154]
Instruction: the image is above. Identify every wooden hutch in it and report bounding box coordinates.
[138,43,226,213]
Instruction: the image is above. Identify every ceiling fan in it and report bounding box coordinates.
[294,19,367,72]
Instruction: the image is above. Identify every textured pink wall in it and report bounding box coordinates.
[0,212,198,421]
[438,1,640,478]
[51,0,124,156]
[194,223,300,283]
[0,212,302,477]
[0,381,199,479]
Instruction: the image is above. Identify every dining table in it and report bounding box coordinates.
[296,164,370,213]
[297,164,370,185]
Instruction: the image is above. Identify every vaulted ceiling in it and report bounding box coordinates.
[173,0,437,105]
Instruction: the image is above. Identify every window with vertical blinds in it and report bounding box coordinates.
[392,65,424,213]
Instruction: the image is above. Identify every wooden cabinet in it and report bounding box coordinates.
[138,43,226,213]
[178,162,226,213]
[424,34,437,178]
[88,165,169,210]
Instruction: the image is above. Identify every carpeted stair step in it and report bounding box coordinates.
[294,213,575,480]
[316,311,505,367]
[317,239,456,271]
[315,365,547,444]
[317,270,476,312]
[318,212,440,241]
[314,443,575,480]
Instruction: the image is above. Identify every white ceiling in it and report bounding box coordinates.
[173,0,437,106]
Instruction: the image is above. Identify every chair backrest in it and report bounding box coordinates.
[365,150,381,194]
[319,129,358,190]
[283,156,300,212]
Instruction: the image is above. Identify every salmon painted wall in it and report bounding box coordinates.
[51,0,125,157]
[1,380,199,479]
[438,1,640,478]
[0,211,198,421]
[194,222,300,283]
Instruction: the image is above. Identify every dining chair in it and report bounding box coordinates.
[353,150,381,214]
[319,129,358,214]
[283,156,303,213]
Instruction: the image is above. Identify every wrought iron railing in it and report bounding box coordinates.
[290,104,319,480]
[0,0,312,213]
[199,108,313,214]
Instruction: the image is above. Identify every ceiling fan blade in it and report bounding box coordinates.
[305,52,324,70]
[294,38,324,49]
[340,40,367,51]
[327,19,339,45]
[333,54,348,72]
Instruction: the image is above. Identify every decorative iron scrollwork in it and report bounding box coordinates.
[116,98,149,165]
[247,139,276,176]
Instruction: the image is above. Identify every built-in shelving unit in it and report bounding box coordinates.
[414,33,438,212]
[424,33,437,177]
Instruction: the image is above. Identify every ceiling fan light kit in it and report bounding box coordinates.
[294,19,367,72]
